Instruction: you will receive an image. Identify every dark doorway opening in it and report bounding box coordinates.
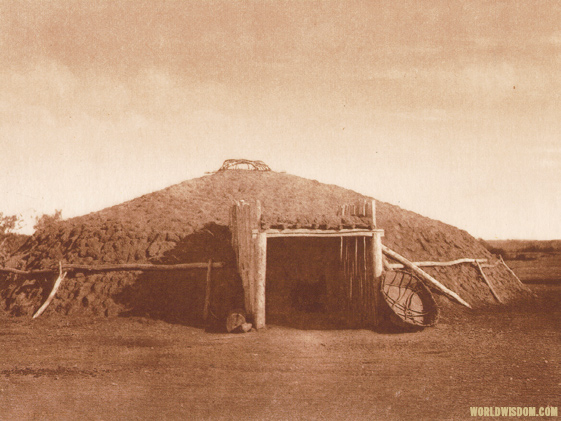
[266,237,371,329]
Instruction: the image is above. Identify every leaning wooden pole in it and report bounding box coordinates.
[475,260,502,303]
[32,262,67,319]
[381,245,472,309]
[499,255,526,287]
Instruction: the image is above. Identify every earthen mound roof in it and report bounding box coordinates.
[17,170,490,269]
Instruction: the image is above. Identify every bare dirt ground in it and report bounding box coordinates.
[0,284,559,421]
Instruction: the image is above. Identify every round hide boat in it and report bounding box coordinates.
[381,270,440,328]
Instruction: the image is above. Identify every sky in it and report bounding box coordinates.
[1,0,560,239]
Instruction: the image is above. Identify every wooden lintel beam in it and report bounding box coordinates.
[262,229,383,238]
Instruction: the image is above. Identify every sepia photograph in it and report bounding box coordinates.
[1,1,559,419]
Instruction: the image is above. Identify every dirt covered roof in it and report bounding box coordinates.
[12,170,491,270]
[2,169,532,320]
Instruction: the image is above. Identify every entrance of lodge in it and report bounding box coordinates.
[266,236,377,329]
[229,200,384,329]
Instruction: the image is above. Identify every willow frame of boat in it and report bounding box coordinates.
[381,269,440,328]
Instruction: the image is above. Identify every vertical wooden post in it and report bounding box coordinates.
[244,202,255,313]
[238,201,252,314]
[203,259,213,321]
[229,200,264,320]
[371,225,384,326]
[249,201,262,315]
[372,230,383,279]
[370,200,376,228]
[253,231,267,329]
